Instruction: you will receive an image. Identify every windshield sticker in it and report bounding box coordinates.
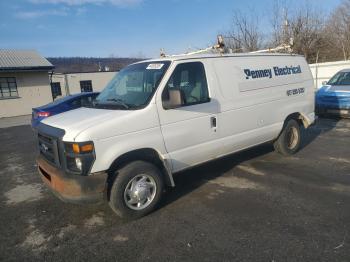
[146,63,164,70]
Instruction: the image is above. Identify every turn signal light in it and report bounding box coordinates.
[72,143,94,154]
[72,144,80,153]
[81,144,94,152]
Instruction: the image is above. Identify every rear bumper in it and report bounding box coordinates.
[37,155,107,204]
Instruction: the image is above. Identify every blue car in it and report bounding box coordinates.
[316,69,350,117]
[31,92,99,128]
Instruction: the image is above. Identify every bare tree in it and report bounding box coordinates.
[270,0,290,47]
[223,0,349,62]
[225,11,264,52]
[325,0,350,60]
[270,2,328,63]
[290,8,327,62]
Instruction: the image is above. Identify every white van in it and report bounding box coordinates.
[36,53,315,218]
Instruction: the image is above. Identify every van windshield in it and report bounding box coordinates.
[94,61,171,110]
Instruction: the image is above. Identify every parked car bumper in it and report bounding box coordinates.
[316,102,350,117]
[37,155,107,204]
[316,95,350,117]
[31,116,46,129]
[316,107,350,117]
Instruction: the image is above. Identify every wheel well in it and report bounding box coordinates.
[106,148,173,200]
[285,112,307,128]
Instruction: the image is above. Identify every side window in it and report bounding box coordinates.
[80,80,93,92]
[80,96,93,107]
[162,62,210,108]
[70,98,81,107]
[0,77,19,99]
[51,82,62,99]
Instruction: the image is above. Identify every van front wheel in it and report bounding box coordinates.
[274,119,301,156]
[108,161,164,219]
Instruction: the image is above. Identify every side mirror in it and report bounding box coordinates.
[163,89,184,109]
[322,81,328,86]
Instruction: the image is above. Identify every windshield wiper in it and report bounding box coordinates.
[104,98,130,109]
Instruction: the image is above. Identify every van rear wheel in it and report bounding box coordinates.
[108,161,164,219]
[274,119,301,156]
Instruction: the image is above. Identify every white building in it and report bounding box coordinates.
[0,50,54,118]
[51,71,116,98]
[0,49,118,118]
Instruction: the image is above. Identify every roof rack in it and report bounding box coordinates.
[160,35,226,58]
[160,36,294,58]
[250,43,293,54]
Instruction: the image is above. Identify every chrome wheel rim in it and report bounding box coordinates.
[123,174,157,210]
[287,126,299,149]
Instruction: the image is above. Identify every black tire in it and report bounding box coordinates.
[108,161,164,219]
[274,119,301,156]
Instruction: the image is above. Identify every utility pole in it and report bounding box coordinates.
[64,74,70,96]
[282,8,289,46]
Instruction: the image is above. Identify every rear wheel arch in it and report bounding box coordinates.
[274,117,302,156]
[106,148,174,200]
[284,112,309,128]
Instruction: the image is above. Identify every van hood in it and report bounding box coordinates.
[41,107,133,141]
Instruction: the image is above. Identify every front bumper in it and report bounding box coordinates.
[316,106,350,117]
[37,155,107,204]
[316,94,350,117]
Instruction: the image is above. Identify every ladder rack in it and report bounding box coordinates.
[160,35,293,57]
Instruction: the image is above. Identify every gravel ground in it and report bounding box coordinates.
[0,117,349,262]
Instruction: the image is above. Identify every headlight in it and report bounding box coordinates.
[64,141,95,175]
[75,157,83,171]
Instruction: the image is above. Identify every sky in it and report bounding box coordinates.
[0,0,344,58]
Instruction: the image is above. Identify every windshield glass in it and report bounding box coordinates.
[327,71,350,85]
[95,61,170,109]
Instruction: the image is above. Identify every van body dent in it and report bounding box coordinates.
[35,53,315,218]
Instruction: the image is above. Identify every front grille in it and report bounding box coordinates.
[38,133,60,166]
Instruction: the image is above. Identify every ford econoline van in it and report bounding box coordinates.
[35,53,315,218]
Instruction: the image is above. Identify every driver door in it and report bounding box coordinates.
[156,61,220,172]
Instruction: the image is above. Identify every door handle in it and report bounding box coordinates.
[210,116,217,129]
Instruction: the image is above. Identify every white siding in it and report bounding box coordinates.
[309,60,350,89]
[0,72,52,118]
[51,71,116,96]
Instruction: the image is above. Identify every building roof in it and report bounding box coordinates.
[0,49,54,72]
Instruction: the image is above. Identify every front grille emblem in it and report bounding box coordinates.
[40,143,49,152]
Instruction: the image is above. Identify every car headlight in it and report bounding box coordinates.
[64,142,95,175]
[75,157,83,171]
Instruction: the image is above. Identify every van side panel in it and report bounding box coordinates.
[211,56,314,156]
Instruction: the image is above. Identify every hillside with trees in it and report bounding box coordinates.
[47,57,143,73]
